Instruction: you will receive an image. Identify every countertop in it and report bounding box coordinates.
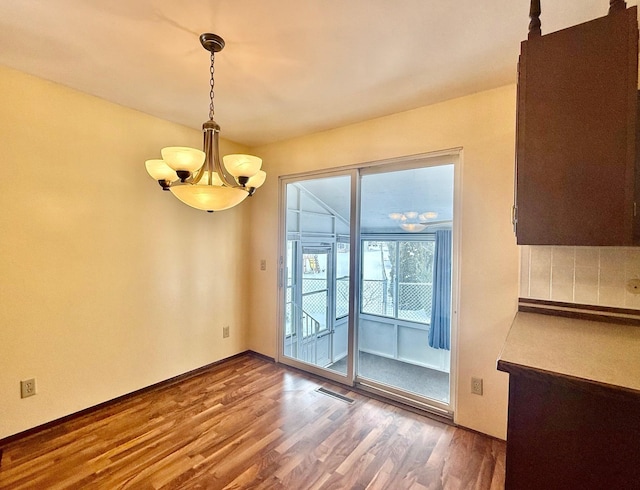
[498,312,640,394]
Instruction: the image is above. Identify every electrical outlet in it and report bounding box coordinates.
[471,377,483,396]
[260,259,267,271]
[223,325,230,338]
[21,378,36,398]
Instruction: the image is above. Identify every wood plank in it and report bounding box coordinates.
[0,353,504,489]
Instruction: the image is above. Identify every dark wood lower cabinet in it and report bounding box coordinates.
[501,367,640,489]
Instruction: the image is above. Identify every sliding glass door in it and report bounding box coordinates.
[281,174,351,380]
[279,155,456,415]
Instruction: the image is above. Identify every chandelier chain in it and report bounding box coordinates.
[209,51,215,120]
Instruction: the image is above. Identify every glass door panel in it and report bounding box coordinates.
[281,174,351,378]
[358,164,454,404]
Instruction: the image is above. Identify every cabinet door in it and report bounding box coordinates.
[515,8,638,245]
[504,372,640,489]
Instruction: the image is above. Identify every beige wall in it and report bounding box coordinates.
[0,66,250,439]
[246,85,519,439]
[0,64,519,441]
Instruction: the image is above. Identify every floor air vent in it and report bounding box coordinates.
[315,387,355,404]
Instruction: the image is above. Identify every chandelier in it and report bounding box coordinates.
[144,33,266,212]
[389,211,439,232]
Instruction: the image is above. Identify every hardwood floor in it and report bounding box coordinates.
[0,354,505,489]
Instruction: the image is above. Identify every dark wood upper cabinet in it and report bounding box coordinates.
[514,2,639,245]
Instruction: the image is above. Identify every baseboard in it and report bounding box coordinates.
[0,350,267,452]
[246,350,275,363]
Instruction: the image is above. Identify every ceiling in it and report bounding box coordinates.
[0,0,635,147]
[297,163,454,234]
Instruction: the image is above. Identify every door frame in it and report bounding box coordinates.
[276,148,462,417]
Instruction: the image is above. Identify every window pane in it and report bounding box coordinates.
[397,241,435,323]
[302,291,327,332]
[361,240,394,317]
[302,253,327,289]
[336,241,349,319]
[302,251,329,333]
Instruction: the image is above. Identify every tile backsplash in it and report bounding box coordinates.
[520,246,640,310]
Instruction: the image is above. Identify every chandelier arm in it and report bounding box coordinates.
[192,167,205,184]
[192,151,207,184]
[194,127,216,185]
[207,126,242,188]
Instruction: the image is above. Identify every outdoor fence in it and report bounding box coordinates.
[309,277,433,324]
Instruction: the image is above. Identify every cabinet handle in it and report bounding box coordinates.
[635,202,637,218]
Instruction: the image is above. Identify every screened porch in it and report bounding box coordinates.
[282,164,454,403]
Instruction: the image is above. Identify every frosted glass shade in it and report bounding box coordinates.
[246,170,266,189]
[223,154,262,178]
[145,159,178,182]
[170,184,248,211]
[161,147,206,173]
[399,223,427,232]
[419,211,438,221]
[194,171,223,186]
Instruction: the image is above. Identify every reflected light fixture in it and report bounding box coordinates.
[144,33,266,212]
[399,223,427,232]
[390,211,439,232]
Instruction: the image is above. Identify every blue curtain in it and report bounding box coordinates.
[429,229,452,350]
